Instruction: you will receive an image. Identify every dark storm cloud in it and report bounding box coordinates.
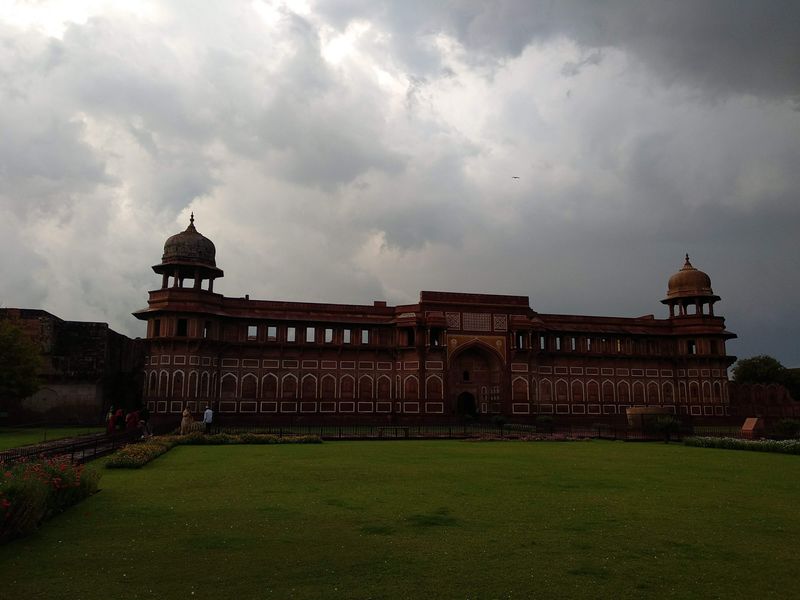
[0,1,798,367]
[319,0,800,99]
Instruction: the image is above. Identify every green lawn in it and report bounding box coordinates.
[1,441,799,599]
[0,427,103,451]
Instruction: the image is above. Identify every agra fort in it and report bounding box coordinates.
[135,216,736,423]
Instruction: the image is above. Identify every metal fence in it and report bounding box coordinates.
[211,422,687,441]
[0,422,174,465]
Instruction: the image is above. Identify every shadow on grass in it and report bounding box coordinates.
[406,507,459,528]
[360,524,395,535]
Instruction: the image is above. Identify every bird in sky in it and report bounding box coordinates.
[512,176,520,179]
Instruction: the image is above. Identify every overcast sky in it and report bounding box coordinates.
[1,1,798,366]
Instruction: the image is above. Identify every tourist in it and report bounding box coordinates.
[125,409,140,431]
[106,406,116,434]
[139,404,151,436]
[114,408,125,431]
[180,407,193,435]
[202,405,213,434]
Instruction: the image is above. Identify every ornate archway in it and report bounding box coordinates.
[448,344,504,415]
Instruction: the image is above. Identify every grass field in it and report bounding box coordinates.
[0,427,103,451]
[1,440,799,599]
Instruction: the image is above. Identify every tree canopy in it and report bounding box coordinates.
[732,355,799,400]
[0,320,42,411]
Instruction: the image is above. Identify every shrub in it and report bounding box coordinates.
[535,415,554,433]
[684,436,800,455]
[772,419,800,439]
[652,416,682,442]
[491,415,507,427]
[1,457,100,543]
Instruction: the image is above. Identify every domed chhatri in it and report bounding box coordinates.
[661,254,720,317]
[161,213,218,268]
[666,254,715,299]
[152,213,223,291]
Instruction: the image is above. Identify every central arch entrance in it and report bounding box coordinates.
[449,344,504,416]
[456,392,477,416]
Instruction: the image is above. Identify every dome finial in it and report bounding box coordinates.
[683,253,693,270]
[190,212,195,226]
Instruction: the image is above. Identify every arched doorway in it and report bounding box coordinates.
[457,392,477,416]
[449,344,504,416]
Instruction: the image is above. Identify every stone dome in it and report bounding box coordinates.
[161,214,217,267]
[666,254,714,299]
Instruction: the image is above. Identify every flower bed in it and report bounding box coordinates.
[105,437,179,468]
[106,433,322,469]
[0,456,101,544]
[684,436,800,455]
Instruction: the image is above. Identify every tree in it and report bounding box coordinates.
[732,355,799,400]
[0,320,42,413]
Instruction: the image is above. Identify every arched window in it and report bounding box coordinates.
[262,374,278,399]
[587,381,599,403]
[647,382,660,404]
[188,371,198,398]
[359,376,373,400]
[340,376,355,399]
[302,375,317,399]
[241,375,258,399]
[702,382,712,404]
[321,375,336,399]
[556,380,568,402]
[602,381,615,403]
[282,375,297,399]
[663,382,674,403]
[618,382,630,403]
[633,382,645,403]
[377,376,391,399]
[540,379,553,402]
[172,371,184,398]
[512,378,528,401]
[200,372,210,397]
[404,377,419,400]
[571,381,584,403]
[426,376,443,400]
[221,374,236,398]
[159,372,169,397]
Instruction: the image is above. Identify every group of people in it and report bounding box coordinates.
[105,404,214,437]
[180,405,214,435]
[105,405,151,437]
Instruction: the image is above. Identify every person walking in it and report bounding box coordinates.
[202,405,214,434]
[139,404,151,437]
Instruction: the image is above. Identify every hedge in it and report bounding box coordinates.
[684,436,800,455]
[1,456,101,543]
[106,433,322,468]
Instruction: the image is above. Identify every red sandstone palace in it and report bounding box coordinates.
[135,216,736,422]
